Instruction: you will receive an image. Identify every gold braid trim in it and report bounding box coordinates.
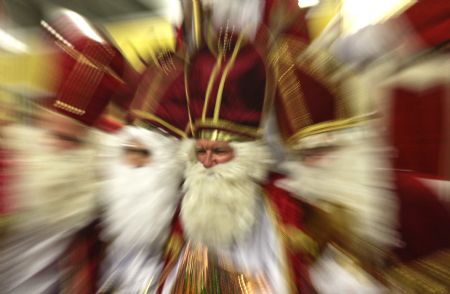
[286,114,371,146]
[197,129,250,142]
[191,118,261,140]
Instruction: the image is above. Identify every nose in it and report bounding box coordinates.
[201,151,215,168]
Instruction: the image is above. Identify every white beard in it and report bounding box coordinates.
[179,140,272,250]
[278,134,400,248]
[102,161,182,249]
[206,0,264,40]
[3,124,98,233]
[101,127,183,249]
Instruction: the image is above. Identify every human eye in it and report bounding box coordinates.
[195,147,206,155]
[213,148,228,154]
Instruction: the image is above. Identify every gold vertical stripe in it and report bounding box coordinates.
[275,41,312,131]
[184,62,195,136]
[213,33,245,122]
[201,51,223,120]
[140,72,164,115]
[192,0,202,49]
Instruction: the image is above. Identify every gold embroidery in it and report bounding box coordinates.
[197,129,248,142]
[272,39,312,132]
[53,100,86,116]
[193,118,260,139]
[55,41,124,84]
[170,242,272,294]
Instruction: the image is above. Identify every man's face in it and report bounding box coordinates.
[38,110,87,150]
[122,139,151,168]
[194,139,235,168]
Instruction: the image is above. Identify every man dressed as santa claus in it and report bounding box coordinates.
[129,3,316,294]
[273,1,450,291]
[98,125,183,293]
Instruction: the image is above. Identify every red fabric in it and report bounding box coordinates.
[186,42,267,139]
[42,13,133,126]
[62,220,105,293]
[394,171,450,262]
[0,148,12,215]
[264,173,314,293]
[130,53,188,138]
[388,85,446,176]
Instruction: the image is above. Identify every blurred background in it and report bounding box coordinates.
[1,0,417,118]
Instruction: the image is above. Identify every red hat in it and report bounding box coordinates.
[185,36,268,141]
[131,34,269,142]
[273,39,361,149]
[394,0,450,51]
[40,9,130,126]
[130,50,190,138]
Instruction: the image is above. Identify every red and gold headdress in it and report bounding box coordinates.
[40,9,133,126]
[130,50,189,138]
[184,34,271,141]
[272,38,364,150]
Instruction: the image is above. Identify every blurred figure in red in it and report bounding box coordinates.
[0,108,101,293]
[0,9,134,293]
[276,0,450,292]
